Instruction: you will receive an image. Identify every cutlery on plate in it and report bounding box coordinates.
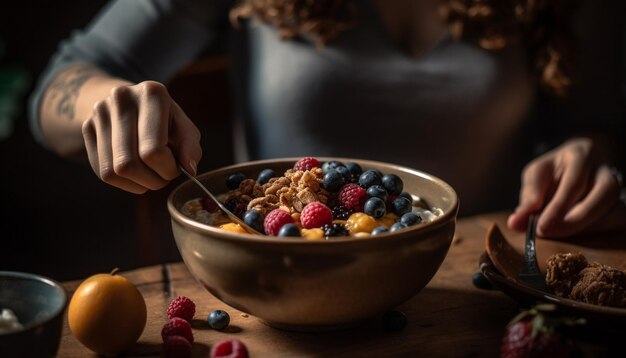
[178,165,262,235]
[518,213,548,291]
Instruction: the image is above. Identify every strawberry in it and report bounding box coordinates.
[500,304,583,358]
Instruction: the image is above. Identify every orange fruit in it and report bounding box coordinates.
[68,268,147,356]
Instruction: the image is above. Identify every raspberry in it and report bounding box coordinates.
[167,296,196,321]
[264,209,294,236]
[162,317,194,343]
[300,202,333,229]
[163,335,192,358]
[338,183,367,211]
[293,157,320,171]
[210,339,249,358]
[201,197,219,213]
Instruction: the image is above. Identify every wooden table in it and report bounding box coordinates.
[55,212,612,357]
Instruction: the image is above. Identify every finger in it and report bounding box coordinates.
[545,165,622,237]
[82,117,100,176]
[109,86,168,190]
[135,81,179,180]
[538,153,591,235]
[92,100,148,194]
[507,159,555,231]
[169,102,202,176]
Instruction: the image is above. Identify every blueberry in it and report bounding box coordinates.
[366,185,388,203]
[400,212,421,227]
[335,166,352,182]
[207,309,230,330]
[399,191,413,203]
[382,174,403,195]
[323,170,345,192]
[382,310,407,332]
[278,223,301,237]
[390,222,408,232]
[244,210,265,234]
[322,160,344,173]
[344,162,363,177]
[358,170,382,189]
[471,272,493,290]
[392,197,412,216]
[226,172,246,190]
[364,197,386,219]
[257,168,276,184]
[371,226,390,235]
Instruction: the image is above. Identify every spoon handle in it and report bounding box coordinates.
[178,165,262,235]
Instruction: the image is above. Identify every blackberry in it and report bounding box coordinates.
[225,198,246,218]
[331,205,353,220]
[322,223,350,238]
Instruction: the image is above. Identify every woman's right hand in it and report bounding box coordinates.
[81,81,202,194]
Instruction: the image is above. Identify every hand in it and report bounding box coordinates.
[81,81,202,194]
[507,137,626,237]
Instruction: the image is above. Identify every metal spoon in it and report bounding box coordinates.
[178,165,262,235]
[518,213,548,291]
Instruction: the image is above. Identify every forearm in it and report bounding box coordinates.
[39,64,132,158]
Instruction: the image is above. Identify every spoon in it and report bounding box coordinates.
[178,165,262,235]
[517,213,548,291]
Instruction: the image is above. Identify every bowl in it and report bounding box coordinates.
[0,271,68,356]
[167,157,459,331]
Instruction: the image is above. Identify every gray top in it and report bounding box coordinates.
[28,0,624,215]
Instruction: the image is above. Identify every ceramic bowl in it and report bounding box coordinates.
[0,271,68,356]
[168,157,459,331]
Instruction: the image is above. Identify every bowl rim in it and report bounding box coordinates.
[168,157,459,244]
[0,271,68,335]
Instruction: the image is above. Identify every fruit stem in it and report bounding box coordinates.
[110,267,120,276]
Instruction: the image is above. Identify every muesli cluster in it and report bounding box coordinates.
[181,157,442,239]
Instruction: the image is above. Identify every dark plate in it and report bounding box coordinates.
[480,224,626,325]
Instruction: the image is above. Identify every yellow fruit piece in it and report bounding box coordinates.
[301,228,324,240]
[354,232,371,238]
[377,213,399,228]
[220,222,248,233]
[68,269,147,356]
[345,212,378,234]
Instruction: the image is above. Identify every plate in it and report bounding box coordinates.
[480,223,626,325]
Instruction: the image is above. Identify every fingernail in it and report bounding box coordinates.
[189,159,197,176]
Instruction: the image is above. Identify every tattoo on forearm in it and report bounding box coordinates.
[49,66,97,120]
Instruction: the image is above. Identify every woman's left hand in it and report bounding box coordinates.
[507,137,626,237]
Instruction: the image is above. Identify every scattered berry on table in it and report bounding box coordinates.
[264,209,294,236]
[279,223,301,237]
[366,185,389,203]
[211,338,249,358]
[339,183,367,211]
[167,296,196,321]
[344,162,363,177]
[331,205,353,220]
[161,317,194,343]
[207,309,231,330]
[391,197,412,216]
[257,168,276,184]
[382,173,403,195]
[322,160,344,173]
[323,170,345,192]
[226,172,246,190]
[300,202,333,229]
[364,197,386,219]
[390,222,408,232]
[358,170,383,189]
[225,198,246,218]
[382,310,407,332]
[500,304,582,358]
[400,212,421,227]
[163,335,192,358]
[293,157,320,171]
[244,210,265,234]
[371,226,390,235]
[322,223,350,237]
[471,272,493,290]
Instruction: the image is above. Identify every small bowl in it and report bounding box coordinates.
[168,157,459,331]
[0,271,68,356]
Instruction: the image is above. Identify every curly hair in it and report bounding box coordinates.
[231,0,578,96]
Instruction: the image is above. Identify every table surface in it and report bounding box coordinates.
[56,212,621,357]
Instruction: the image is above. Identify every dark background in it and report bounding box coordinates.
[0,1,234,281]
